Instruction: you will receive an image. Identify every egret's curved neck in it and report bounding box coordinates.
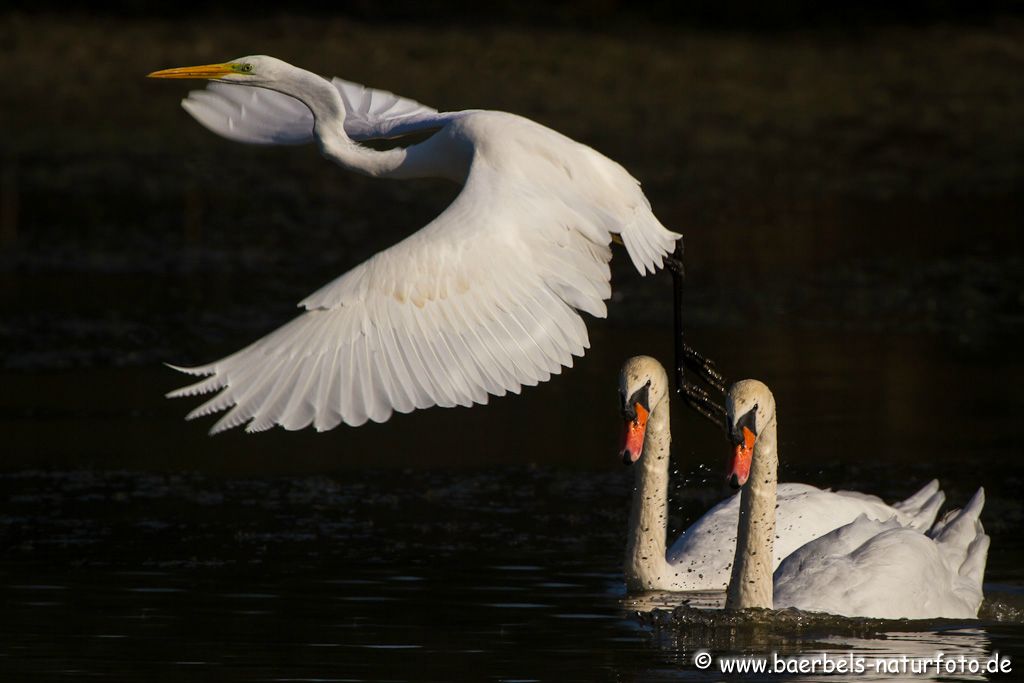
[263,66,423,179]
[726,413,778,610]
[625,396,672,591]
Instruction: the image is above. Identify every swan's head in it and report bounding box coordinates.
[148,55,295,88]
[725,379,776,488]
[618,356,669,465]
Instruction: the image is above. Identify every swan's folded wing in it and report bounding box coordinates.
[181,78,451,146]
[774,511,985,619]
[167,164,626,433]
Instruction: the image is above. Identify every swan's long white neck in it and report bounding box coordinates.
[264,66,440,180]
[624,393,672,591]
[726,413,778,610]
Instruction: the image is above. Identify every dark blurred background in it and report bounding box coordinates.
[5,1,1023,27]
[1,4,1022,477]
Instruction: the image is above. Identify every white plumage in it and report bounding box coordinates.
[774,489,989,619]
[182,77,443,145]
[664,480,945,591]
[616,356,946,593]
[153,55,679,433]
[721,379,989,619]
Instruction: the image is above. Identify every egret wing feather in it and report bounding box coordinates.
[182,83,316,145]
[331,77,449,140]
[181,78,452,145]
[169,144,676,432]
[170,86,680,432]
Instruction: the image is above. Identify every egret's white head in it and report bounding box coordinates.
[617,356,669,465]
[148,55,294,87]
[724,379,776,489]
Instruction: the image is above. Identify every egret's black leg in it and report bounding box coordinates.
[670,239,687,396]
[670,235,728,432]
[670,238,725,392]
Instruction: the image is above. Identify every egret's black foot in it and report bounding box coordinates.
[681,379,728,432]
[682,343,725,392]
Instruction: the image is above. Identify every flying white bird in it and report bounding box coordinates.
[149,55,680,433]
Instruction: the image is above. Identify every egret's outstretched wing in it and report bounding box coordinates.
[181,78,450,145]
[330,78,452,140]
[168,135,679,433]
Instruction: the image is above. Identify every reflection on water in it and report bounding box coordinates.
[638,597,1017,682]
[1,470,1022,681]
[638,593,1015,675]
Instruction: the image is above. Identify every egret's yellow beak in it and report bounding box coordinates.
[147,63,237,80]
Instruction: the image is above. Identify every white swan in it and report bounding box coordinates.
[618,356,945,592]
[725,379,989,619]
[148,56,680,433]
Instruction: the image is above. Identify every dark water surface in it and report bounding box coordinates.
[2,461,1023,682]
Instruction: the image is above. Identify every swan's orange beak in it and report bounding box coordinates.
[620,403,649,465]
[727,426,756,488]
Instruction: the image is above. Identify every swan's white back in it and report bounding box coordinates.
[773,489,989,619]
[660,480,944,591]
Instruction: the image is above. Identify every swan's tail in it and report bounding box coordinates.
[891,479,946,532]
[930,488,989,613]
[960,528,991,588]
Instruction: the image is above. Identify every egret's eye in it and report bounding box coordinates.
[238,63,254,73]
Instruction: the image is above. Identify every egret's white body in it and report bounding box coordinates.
[153,56,679,433]
[616,357,945,593]
[724,379,989,619]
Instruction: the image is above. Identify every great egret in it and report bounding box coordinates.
[149,55,680,433]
